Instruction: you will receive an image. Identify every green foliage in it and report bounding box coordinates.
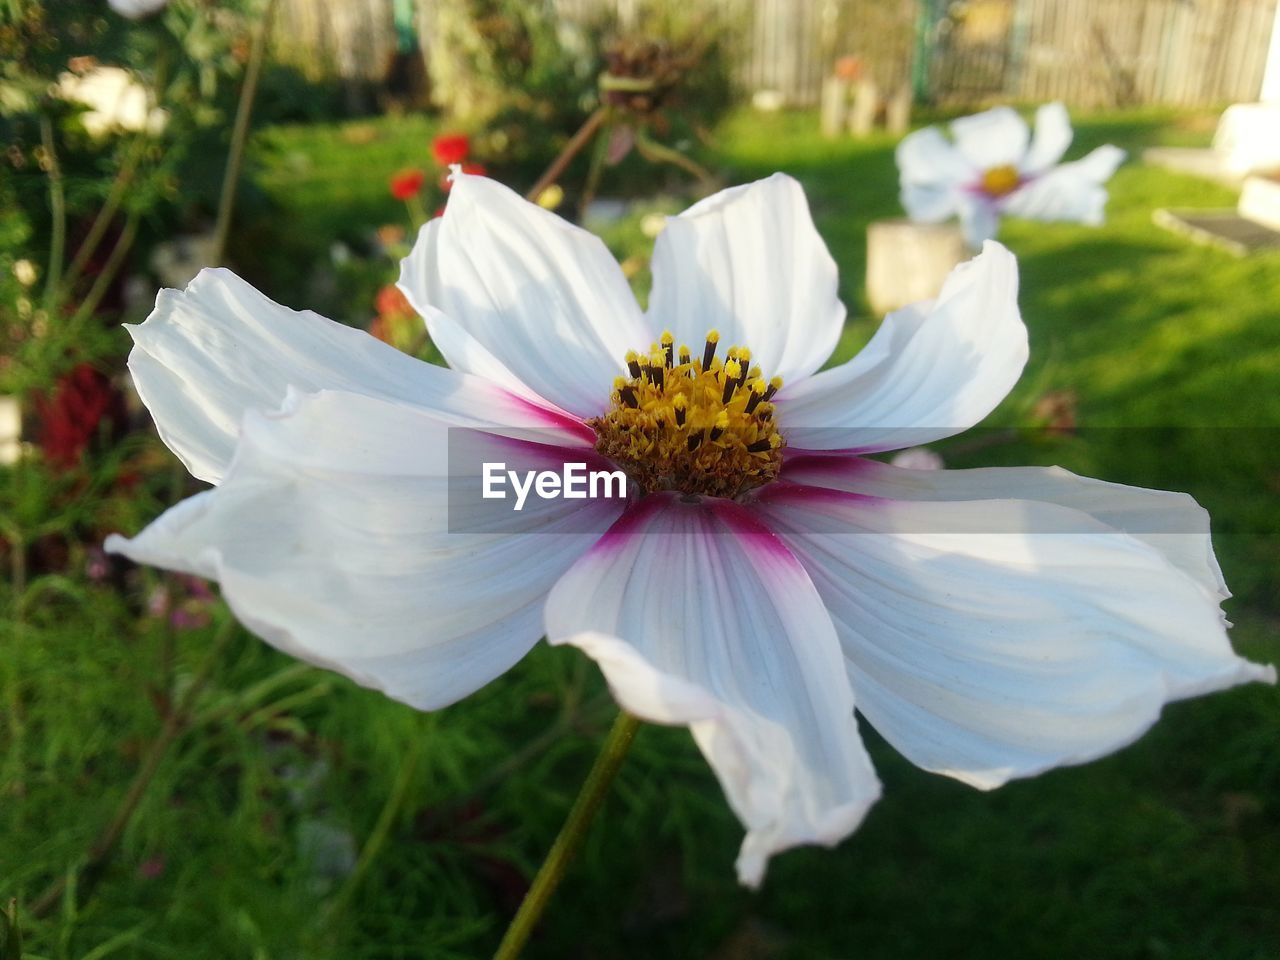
[0,0,281,400]
[3,105,1279,960]
[0,900,21,960]
[426,0,738,190]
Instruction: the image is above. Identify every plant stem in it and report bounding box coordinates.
[39,115,66,312]
[60,141,144,296]
[633,130,716,188]
[28,621,236,919]
[576,118,612,220]
[320,743,420,927]
[406,194,428,230]
[492,710,641,960]
[211,0,278,266]
[69,212,138,327]
[524,106,609,204]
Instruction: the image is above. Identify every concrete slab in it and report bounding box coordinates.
[1153,208,1280,257]
[1142,147,1243,186]
[1239,176,1280,232]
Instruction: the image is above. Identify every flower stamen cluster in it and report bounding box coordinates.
[980,164,1021,197]
[589,329,784,499]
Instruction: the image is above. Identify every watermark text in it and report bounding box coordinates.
[481,462,628,511]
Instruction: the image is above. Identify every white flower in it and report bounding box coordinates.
[107,173,1273,887]
[108,0,170,19]
[889,446,943,471]
[897,103,1125,247]
[12,259,38,287]
[54,67,168,139]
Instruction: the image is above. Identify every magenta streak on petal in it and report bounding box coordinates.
[781,452,877,481]
[589,490,682,553]
[503,388,597,446]
[481,430,622,476]
[755,480,887,510]
[707,496,808,563]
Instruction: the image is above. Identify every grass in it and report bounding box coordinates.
[3,105,1279,959]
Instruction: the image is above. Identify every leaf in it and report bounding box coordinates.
[0,899,22,960]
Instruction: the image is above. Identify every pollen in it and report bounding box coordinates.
[588,331,785,499]
[980,164,1021,197]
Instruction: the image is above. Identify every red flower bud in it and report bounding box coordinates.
[431,132,470,167]
[389,168,426,201]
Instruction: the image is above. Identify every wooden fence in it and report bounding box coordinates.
[937,0,1280,108]
[268,0,1279,109]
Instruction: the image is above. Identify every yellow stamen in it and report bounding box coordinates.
[589,329,785,499]
[701,330,720,370]
[660,329,675,367]
[981,164,1021,197]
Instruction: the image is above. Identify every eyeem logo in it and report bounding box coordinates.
[482,462,628,511]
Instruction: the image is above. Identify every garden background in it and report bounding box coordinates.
[2,0,1279,958]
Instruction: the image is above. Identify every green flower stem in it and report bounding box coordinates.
[576,118,612,220]
[39,115,66,313]
[211,0,278,266]
[60,138,144,296]
[633,130,716,188]
[492,710,641,960]
[69,211,138,328]
[320,742,421,928]
[406,194,429,230]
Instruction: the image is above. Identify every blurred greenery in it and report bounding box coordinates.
[3,105,1278,960]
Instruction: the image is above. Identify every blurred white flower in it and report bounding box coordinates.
[0,395,20,466]
[897,103,1125,247]
[640,212,668,238]
[12,259,37,287]
[108,0,170,18]
[150,232,219,290]
[109,173,1272,888]
[890,446,944,471]
[55,66,168,138]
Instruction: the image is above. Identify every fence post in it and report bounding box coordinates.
[1263,0,1280,101]
[911,0,938,103]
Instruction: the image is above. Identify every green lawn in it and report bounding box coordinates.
[3,106,1279,960]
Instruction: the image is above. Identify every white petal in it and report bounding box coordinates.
[107,390,622,711]
[397,218,561,408]
[899,181,961,224]
[949,106,1030,171]
[108,0,168,18]
[127,268,579,485]
[956,194,1001,247]
[647,174,846,384]
[755,485,1275,790]
[781,455,1230,603]
[896,127,972,223]
[1020,102,1074,174]
[1005,145,1126,225]
[544,494,880,887]
[777,241,1027,452]
[896,126,974,187]
[398,174,650,418]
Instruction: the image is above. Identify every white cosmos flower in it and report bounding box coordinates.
[54,66,168,139]
[107,172,1274,887]
[108,0,170,18]
[897,103,1126,248]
